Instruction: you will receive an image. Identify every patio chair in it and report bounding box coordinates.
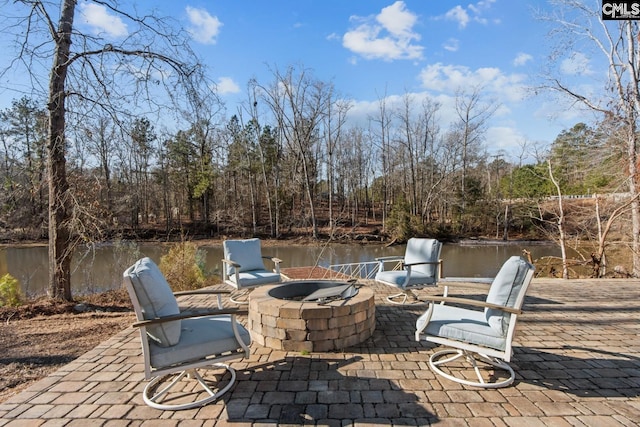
[222,238,282,303]
[124,257,251,410]
[375,238,443,304]
[415,255,535,388]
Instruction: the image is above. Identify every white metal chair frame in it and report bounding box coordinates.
[375,238,443,305]
[415,259,535,388]
[221,239,282,304]
[125,268,250,410]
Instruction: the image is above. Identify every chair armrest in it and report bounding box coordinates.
[375,255,404,262]
[262,256,282,275]
[375,256,404,274]
[425,296,522,314]
[174,289,230,309]
[173,289,231,297]
[403,260,441,267]
[439,278,492,291]
[133,307,249,328]
[221,259,241,268]
[263,256,282,263]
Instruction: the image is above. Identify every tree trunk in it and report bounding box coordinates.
[548,160,569,279]
[300,153,318,239]
[47,0,76,301]
[626,88,640,278]
[502,203,509,241]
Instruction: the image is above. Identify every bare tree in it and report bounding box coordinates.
[2,1,204,300]
[322,87,351,238]
[547,159,569,279]
[395,93,443,221]
[370,90,394,231]
[339,126,373,226]
[244,81,278,237]
[592,193,640,277]
[541,1,640,276]
[258,65,330,239]
[396,92,420,216]
[452,86,497,213]
[82,115,116,214]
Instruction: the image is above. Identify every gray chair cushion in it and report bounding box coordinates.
[149,315,251,369]
[127,257,181,347]
[227,270,282,288]
[485,256,533,335]
[375,270,438,289]
[375,238,441,289]
[404,238,441,276]
[223,238,266,275]
[416,304,508,351]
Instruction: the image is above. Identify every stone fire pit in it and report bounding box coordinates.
[248,280,375,352]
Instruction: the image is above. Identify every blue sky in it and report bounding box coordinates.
[0,1,605,163]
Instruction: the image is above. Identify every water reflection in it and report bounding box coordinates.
[0,241,560,297]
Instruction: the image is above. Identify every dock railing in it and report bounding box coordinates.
[325,260,403,280]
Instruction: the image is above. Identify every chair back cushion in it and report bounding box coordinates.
[404,238,442,276]
[223,238,266,275]
[485,256,534,335]
[124,257,181,347]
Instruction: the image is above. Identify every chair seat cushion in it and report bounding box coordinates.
[416,304,507,351]
[375,270,437,289]
[227,270,281,289]
[149,315,251,369]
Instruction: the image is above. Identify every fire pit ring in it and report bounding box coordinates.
[249,280,375,352]
[268,280,359,302]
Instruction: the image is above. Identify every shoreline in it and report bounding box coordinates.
[0,236,556,248]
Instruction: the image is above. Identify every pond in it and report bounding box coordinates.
[0,240,561,297]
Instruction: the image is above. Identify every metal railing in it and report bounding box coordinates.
[325,259,404,280]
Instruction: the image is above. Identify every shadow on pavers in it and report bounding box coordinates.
[226,356,437,425]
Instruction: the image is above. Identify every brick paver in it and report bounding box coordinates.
[1,278,639,426]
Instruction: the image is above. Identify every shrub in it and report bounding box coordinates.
[0,273,23,307]
[159,241,207,292]
[386,198,414,242]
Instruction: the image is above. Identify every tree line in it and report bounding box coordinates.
[0,90,630,249]
[1,1,638,301]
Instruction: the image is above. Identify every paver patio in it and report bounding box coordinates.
[0,278,639,426]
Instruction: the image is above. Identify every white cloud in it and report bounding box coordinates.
[326,32,340,41]
[560,52,592,76]
[377,1,418,38]
[418,63,527,102]
[345,88,550,161]
[342,1,423,61]
[486,126,527,154]
[78,2,128,38]
[443,0,496,29]
[346,92,533,159]
[216,77,240,95]
[513,53,533,67]
[445,6,470,29]
[443,38,459,52]
[186,6,222,45]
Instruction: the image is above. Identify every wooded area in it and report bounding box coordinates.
[1,0,639,300]
[0,94,630,246]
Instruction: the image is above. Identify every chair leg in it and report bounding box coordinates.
[143,363,237,410]
[386,290,427,306]
[229,289,251,304]
[429,348,515,388]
